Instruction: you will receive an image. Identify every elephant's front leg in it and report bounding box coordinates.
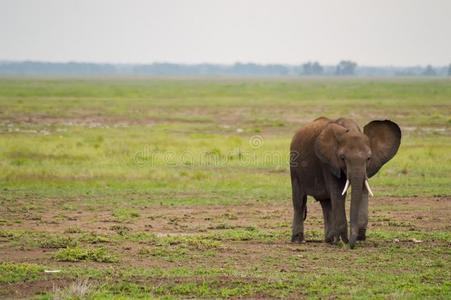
[323,173,348,244]
[330,195,348,243]
[319,199,333,243]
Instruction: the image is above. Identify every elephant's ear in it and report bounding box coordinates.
[364,120,401,178]
[315,123,347,178]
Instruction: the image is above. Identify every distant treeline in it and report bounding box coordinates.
[0,61,450,77]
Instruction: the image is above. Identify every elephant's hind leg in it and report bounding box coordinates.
[291,170,307,243]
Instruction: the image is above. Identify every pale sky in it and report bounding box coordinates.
[1,0,450,66]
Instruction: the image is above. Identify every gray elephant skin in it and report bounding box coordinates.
[290,117,401,248]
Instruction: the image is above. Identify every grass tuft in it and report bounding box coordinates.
[0,262,45,284]
[52,279,95,300]
[54,247,118,263]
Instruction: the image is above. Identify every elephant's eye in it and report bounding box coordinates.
[367,157,371,161]
[339,154,345,160]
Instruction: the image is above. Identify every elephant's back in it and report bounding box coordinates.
[290,117,331,153]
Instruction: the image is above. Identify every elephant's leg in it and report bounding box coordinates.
[291,171,307,243]
[330,195,348,244]
[337,197,348,243]
[292,194,307,243]
[323,172,348,244]
[319,199,333,243]
[357,191,369,241]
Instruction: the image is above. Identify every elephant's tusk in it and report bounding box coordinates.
[341,179,350,196]
[365,179,374,197]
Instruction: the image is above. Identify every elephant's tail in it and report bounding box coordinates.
[303,205,307,221]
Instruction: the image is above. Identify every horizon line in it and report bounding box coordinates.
[1,59,449,68]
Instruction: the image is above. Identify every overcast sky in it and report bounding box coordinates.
[1,0,450,66]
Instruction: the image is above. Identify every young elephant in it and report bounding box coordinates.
[290,117,401,248]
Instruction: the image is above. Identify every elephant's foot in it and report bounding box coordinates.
[325,228,349,244]
[325,235,348,244]
[325,233,334,244]
[349,229,366,248]
[349,226,361,249]
[340,231,349,244]
[357,228,366,241]
[325,236,338,244]
[291,233,305,244]
[337,224,349,244]
[325,231,341,244]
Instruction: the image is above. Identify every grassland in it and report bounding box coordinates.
[0,78,450,299]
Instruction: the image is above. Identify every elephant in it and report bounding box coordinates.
[289,117,401,248]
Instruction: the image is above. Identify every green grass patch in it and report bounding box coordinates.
[54,247,118,263]
[38,235,78,249]
[0,262,45,284]
[112,208,140,223]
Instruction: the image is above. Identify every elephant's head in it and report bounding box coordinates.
[315,119,401,247]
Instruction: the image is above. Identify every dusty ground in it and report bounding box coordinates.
[1,196,450,299]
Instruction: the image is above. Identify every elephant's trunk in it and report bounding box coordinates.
[349,174,365,248]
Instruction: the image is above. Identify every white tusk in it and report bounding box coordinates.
[365,179,374,197]
[341,179,350,196]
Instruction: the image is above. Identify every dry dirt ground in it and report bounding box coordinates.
[1,196,450,299]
